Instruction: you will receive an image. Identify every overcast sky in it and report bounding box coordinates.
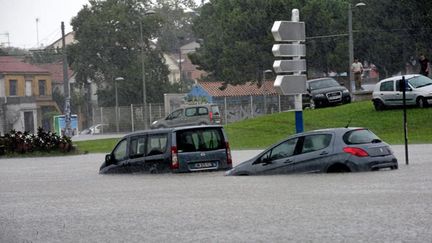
[0,0,90,49]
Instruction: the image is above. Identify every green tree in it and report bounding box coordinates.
[190,0,432,84]
[154,0,198,53]
[68,0,173,105]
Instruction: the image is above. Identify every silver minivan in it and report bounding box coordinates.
[151,104,222,129]
[372,74,432,110]
[99,125,232,174]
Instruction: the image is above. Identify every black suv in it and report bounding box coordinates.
[303,78,351,108]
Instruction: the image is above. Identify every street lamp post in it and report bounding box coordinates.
[348,2,366,92]
[140,10,155,130]
[115,77,124,133]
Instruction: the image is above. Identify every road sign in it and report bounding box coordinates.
[273,60,306,73]
[272,44,306,57]
[271,21,305,42]
[274,75,307,95]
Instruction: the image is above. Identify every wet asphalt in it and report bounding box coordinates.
[1,145,431,242]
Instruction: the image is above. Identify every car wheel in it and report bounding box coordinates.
[373,99,385,111]
[417,97,428,108]
[345,96,352,104]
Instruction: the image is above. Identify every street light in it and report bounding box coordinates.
[348,2,366,92]
[114,77,124,133]
[140,10,155,130]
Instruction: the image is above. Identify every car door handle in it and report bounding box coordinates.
[283,159,293,164]
[320,151,329,155]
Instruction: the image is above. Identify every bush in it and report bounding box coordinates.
[0,127,73,155]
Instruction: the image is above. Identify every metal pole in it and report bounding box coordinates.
[402,76,409,165]
[61,22,72,137]
[278,94,281,113]
[115,79,119,133]
[131,104,134,132]
[224,97,228,125]
[140,21,148,130]
[348,3,354,93]
[292,9,304,133]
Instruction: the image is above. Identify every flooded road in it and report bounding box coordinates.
[1,145,431,242]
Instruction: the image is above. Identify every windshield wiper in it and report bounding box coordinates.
[415,83,432,88]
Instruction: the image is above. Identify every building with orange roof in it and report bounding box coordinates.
[0,56,60,134]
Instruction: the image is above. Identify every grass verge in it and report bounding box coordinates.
[75,101,432,152]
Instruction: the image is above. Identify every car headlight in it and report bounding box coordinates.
[342,89,350,94]
[314,94,325,98]
[152,121,158,125]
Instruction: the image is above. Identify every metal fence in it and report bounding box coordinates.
[91,94,296,133]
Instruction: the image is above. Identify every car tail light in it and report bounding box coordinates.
[343,147,369,157]
[209,111,213,122]
[225,142,232,165]
[170,146,179,169]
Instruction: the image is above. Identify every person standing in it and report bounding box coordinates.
[351,57,363,91]
[419,54,430,76]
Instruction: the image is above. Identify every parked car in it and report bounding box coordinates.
[80,124,109,135]
[151,104,222,129]
[225,127,397,176]
[372,74,432,111]
[303,78,351,108]
[99,125,232,174]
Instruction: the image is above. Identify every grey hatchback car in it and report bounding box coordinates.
[100,125,232,174]
[151,104,222,129]
[226,127,397,176]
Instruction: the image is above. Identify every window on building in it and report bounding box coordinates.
[38,80,46,96]
[9,80,17,96]
[25,80,32,96]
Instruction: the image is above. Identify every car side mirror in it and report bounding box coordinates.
[105,154,113,165]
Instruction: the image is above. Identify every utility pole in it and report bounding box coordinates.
[61,22,72,137]
[36,18,40,47]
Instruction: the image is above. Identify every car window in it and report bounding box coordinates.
[301,134,332,153]
[146,134,168,156]
[176,128,224,153]
[260,138,298,162]
[168,109,183,120]
[197,107,208,115]
[343,129,380,145]
[113,139,128,162]
[408,75,432,88]
[380,81,394,91]
[129,136,146,158]
[185,107,198,117]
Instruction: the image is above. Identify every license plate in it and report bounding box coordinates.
[193,162,215,169]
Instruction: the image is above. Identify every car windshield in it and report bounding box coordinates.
[343,129,381,145]
[309,78,340,90]
[408,76,432,88]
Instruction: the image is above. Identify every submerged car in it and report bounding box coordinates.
[372,74,432,110]
[100,125,232,174]
[226,127,397,176]
[303,78,351,108]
